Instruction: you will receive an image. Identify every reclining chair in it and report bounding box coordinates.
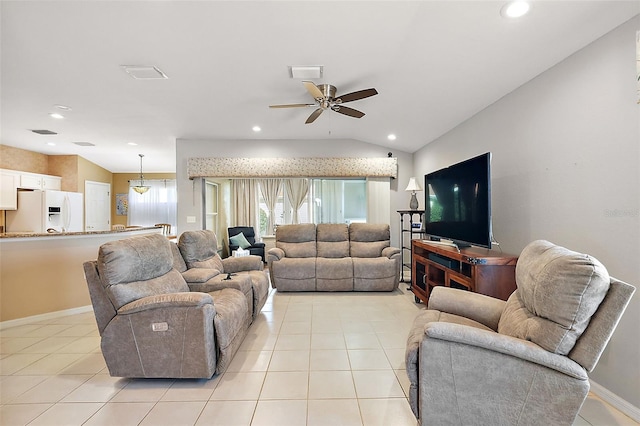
[177,230,270,321]
[228,226,265,262]
[83,233,249,378]
[405,240,635,425]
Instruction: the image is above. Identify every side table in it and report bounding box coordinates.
[397,210,425,283]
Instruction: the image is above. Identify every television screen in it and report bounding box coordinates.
[424,152,492,248]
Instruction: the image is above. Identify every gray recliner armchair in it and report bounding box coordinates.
[405,239,635,426]
[176,230,270,321]
[83,233,250,378]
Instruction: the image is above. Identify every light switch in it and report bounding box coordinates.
[186,216,196,223]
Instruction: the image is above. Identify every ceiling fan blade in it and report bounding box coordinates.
[332,105,365,118]
[303,81,324,100]
[336,88,378,103]
[269,103,315,108]
[305,108,323,124]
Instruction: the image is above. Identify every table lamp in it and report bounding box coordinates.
[405,177,422,210]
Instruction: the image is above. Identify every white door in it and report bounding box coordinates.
[85,181,111,231]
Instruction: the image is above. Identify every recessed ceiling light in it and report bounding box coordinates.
[49,113,65,119]
[46,142,56,146]
[54,104,72,111]
[252,126,261,132]
[387,134,397,141]
[501,1,530,18]
[127,142,138,146]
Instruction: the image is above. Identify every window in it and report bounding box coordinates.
[257,178,366,235]
[204,180,219,239]
[128,179,177,229]
[312,179,366,224]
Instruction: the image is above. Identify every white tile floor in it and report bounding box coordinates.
[1,286,638,426]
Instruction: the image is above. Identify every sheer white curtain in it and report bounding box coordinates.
[128,179,177,228]
[259,178,283,235]
[284,178,309,224]
[315,179,343,223]
[231,179,259,232]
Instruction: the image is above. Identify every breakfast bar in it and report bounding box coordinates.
[0,227,161,324]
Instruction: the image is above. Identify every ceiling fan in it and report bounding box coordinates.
[269,81,378,124]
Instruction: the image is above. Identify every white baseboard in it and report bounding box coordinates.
[590,379,640,422]
[0,305,93,330]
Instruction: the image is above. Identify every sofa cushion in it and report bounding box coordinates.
[316,257,353,291]
[498,240,610,355]
[349,223,390,257]
[181,268,221,283]
[276,224,317,258]
[317,223,349,258]
[273,258,316,280]
[178,230,224,272]
[350,241,389,258]
[271,257,316,291]
[170,242,188,273]
[353,257,398,291]
[97,234,189,309]
[316,257,353,279]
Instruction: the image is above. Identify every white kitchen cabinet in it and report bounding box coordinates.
[15,171,62,190]
[19,174,42,189]
[41,175,61,190]
[0,169,63,211]
[0,170,19,210]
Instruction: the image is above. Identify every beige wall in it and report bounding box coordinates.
[0,145,49,174]
[49,155,79,192]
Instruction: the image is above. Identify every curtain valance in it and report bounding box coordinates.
[187,157,397,179]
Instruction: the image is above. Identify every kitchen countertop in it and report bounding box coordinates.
[0,226,161,239]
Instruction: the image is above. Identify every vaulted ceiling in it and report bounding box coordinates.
[2,1,638,172]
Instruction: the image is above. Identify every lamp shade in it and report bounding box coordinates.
[132,185,150,194]
[405,177,422,192]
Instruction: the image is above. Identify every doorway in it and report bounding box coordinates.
[85,181,111,231]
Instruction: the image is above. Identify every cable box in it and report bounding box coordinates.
[428,253,459,270]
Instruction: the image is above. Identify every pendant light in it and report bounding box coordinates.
[132,154,150,194]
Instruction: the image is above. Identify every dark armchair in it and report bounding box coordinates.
[228,226,265,262]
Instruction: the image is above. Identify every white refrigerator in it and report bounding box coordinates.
[6,190,84,233]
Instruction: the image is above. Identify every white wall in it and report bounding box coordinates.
[175,139,414,248]
[414,16,640,408]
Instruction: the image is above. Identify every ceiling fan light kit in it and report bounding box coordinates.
[270,80,378,124]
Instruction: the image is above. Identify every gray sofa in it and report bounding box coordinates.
[267,223,401,292]
[405,240,636,425]
[83,233,250,378]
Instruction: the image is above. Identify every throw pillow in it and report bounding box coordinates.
[230,232,252,249]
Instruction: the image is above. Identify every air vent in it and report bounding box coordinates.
[31,129,58,135]
[289,66,323,79]
[121,65,168,80]
[73,142,95,147]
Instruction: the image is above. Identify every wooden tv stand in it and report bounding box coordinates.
[411,240,518,304]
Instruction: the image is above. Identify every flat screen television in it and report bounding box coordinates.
[423,152,492,249]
